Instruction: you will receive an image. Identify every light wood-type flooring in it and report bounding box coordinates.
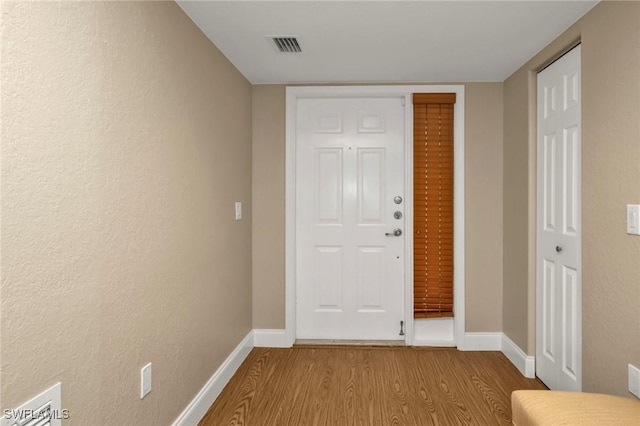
[199,346,547,426]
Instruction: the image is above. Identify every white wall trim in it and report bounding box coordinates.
[172,331,254,426]
[502,334,536,378]
[285,87,298,346]
[253,329,291,348]
[462,332,503,351]
[403,93,415,346]
[461,332,536,378]
[413,318,455,347]
[286,85,465,349]
[450,88,466,350]
[413,338,457,347]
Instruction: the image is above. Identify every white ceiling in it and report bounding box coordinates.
[177,1,597,84]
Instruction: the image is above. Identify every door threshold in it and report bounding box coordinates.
[295,339,406,347]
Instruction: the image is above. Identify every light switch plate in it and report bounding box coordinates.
[141,362,152,399]
[627,204,640,235]
[629,364,640,398]
[235,202,242,221]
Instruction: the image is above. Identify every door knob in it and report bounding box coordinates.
[556,245,563,252]
[386,228,402,237]
[393,196,403,204]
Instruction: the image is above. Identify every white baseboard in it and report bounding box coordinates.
[463,332,502,351]
[172,331,254,426]
[502,334,536,378]
[413,318,455,347]
[413,338,456,347]
[253,329,292,348]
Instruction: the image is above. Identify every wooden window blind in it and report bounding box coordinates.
[413,93,455,318]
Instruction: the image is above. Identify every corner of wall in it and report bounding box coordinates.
[172,332,254,426]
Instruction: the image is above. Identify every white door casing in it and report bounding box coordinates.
[536,45,582,391]
[296,97,406,340]
[284,85,465,349]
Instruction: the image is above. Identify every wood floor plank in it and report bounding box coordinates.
[199,346,546,426]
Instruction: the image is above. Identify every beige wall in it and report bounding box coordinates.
[465,83,504,332]
[503,66,533,352]
[7,0,635,420]
[1,2,252,423]
[503,1,640,396]
[251,83,504,332]
[252,86,286,328]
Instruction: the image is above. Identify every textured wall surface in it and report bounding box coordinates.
[1,2,252,423]
[580,2,640,397]
[252,85,286,328]
[503,1,640,397]
[464,83,504,332]
[502,66,533,351]
[251,83,505,332]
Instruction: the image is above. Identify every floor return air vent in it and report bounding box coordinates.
[1,383,64,426]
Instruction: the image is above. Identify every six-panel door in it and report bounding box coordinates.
[296,97,406,340]
[536,45,582,391]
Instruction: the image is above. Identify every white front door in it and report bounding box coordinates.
[296,97,405,340]
[536,45,582,391]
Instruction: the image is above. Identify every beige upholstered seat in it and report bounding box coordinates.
[512,390,640,425]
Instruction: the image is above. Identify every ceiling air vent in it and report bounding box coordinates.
[272,37,302,53]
